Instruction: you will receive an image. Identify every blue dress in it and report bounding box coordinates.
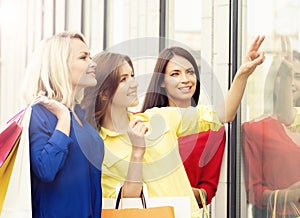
[29,104,104,218]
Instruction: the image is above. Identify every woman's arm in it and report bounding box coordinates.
[276,59,297,125]
[217,35,266,123]
[274,36,297,125]
[122,118,148,198]
[30,103,72,182]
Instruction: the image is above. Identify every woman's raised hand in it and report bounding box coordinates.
[238,35,266,78]
[127,118,149,158]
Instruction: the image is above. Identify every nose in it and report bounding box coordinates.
[89,60,97,68]
[129,77,139,88]
[180,72,189,83]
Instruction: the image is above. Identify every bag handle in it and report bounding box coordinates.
[290,202,300,216]
[7,105,29,125]
[115,187,146,209]
[199,189,210,218]
[272,190,279,218]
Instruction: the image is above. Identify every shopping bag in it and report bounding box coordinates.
[0,106,28,166]
[0,106,29,213]
[102,187,175,218]
[0,106,32,218]
[103,183,190,218]
[0,136,20,213]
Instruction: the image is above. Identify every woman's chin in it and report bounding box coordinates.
[130,99,139,107]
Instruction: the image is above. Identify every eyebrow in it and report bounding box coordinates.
[120,72,131,77]
[79,51,90,55]
[170,66,194,71]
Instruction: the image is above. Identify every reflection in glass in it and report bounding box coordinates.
[242,36,300,217]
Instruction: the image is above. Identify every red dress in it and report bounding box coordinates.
[242,116,300,214]
[178,126,226,205]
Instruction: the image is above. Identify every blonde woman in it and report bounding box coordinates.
[22,31,104,218]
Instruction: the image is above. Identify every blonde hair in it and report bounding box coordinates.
[22,31,87,108]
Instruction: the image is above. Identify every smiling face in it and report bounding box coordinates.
[161,55,197,107]
[112,61,139,108]
[68,38,97,89]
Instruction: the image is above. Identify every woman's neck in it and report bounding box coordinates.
[168,99,191,108]
[69,104,84,126]
[102,105,130,133]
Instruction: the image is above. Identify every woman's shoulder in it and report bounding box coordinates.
[196,104,215,113]
[30,103,56,123]
[31,103,48,112]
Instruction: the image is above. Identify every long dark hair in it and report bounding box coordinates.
[141,46,200,112]
[82,51,134,129]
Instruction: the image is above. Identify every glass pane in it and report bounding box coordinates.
[171,1,229,217]
[106,0,160,47]
[242,1,300,217]
[105,0,160,113]
[173,0,201,51]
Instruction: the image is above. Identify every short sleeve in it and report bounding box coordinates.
[143,106,222,138]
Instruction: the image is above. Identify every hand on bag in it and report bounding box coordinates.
[127,118,148,158]
[32,90,70,120]
[32,90,71,136]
